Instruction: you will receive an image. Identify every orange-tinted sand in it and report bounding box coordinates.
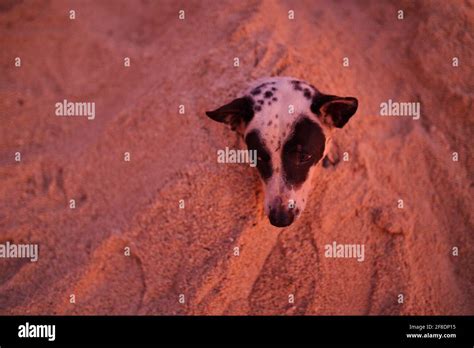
[0,0,472,315]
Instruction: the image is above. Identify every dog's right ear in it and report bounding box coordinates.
[205,96,254,131]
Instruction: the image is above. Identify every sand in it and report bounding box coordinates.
[0,0,472,315]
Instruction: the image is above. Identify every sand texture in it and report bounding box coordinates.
[0,0,473,314]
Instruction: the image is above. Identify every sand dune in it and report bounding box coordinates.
[0,0,472,315]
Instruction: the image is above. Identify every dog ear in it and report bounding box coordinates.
[205,96,254,131]
[310,94,358,128]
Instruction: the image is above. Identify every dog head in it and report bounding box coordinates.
[206,77,358,227]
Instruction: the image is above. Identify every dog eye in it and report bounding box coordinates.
[297,152,312,164]
[257,153,270,162]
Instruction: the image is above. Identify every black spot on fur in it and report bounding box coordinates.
[258,100,264,105]
[264,91,273,98]
[245,130,273,181]
[255,82,269,90]
[268,101,271,105]
[272,97,278,101]
[303,88,311,99]
[254,105,262,112]
[271,87,277,91]
[275,114,279,119]
[282,117,326,188]
[251,88,261,96]
[276,140,281,151]
[268,120,273,126]
[290,80,303,91]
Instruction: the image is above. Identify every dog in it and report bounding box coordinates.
[206,77,358,227]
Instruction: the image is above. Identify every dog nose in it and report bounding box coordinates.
[269,208,294,227]
[269,198,295,227]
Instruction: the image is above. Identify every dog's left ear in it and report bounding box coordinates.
[310,94,358,128]
[205,96,254,131]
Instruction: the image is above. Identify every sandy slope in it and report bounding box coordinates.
[0,0,472,315]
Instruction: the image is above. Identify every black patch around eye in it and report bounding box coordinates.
[264,91,273,98]
[282,117,326,188]
[245,130,273,181]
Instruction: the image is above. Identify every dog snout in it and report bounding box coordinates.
[268,197,295,227]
